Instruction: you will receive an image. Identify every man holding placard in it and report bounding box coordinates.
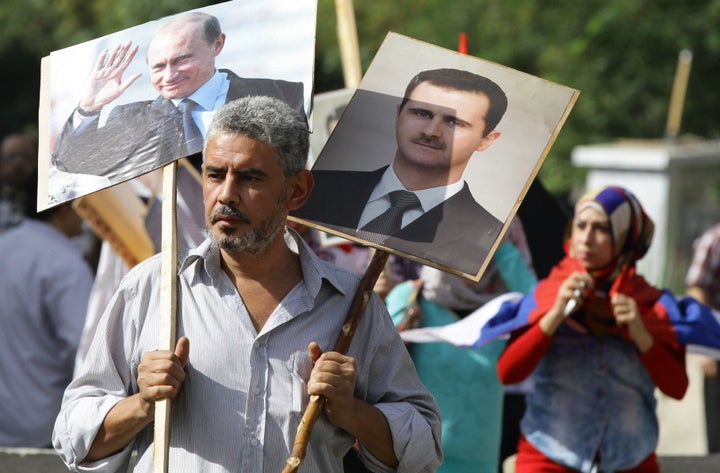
[53,96,442,473]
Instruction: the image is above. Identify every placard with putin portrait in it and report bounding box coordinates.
[38,0,316,211]
[291,32,579,280]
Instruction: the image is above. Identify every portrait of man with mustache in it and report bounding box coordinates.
[293,68,508,275]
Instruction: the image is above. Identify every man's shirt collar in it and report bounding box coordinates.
[368,165,464,212]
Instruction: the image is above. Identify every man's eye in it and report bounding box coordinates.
[445,118,462,127]
[412,109,433,119]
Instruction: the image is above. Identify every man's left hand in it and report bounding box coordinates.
[307,342,357,430]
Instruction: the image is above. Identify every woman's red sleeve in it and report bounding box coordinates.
[640,341,688,400]
[497,323,554,384]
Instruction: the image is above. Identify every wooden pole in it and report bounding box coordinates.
[665,49,693,140]
[282,250,390,473]
[335,0,362,88]
[153,161,178,473]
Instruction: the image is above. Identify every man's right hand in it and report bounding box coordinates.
[137,336,190,414]
[78,41,142,114]
[84,337,190,463]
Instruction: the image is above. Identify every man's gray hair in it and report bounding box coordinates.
[205,96,309,176]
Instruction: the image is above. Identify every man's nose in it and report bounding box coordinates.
[218,178,238,205]
[422,117,444,137]
[163,65,179,83]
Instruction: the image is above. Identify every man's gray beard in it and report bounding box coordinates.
[208,206,287,257]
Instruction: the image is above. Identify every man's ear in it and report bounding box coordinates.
[475,130,501,152]
[213,33,226,57]
[286,169,314,211]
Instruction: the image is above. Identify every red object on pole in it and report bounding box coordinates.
[458,32,468,54]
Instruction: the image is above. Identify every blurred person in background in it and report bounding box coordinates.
[685,222,720,454]
[0,133,38,232]
[0,194,93,447]
[386,217,537,473]
[497,186,689,473]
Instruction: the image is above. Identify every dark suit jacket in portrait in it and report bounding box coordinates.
[293,166,504,275]
[52,69,305,184]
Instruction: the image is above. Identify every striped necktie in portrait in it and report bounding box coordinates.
[361,190,421,236]
[179,98,203,154]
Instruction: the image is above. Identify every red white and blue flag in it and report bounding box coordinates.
[400,256,720,358]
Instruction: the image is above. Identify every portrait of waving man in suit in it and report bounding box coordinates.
[41,1,315,209]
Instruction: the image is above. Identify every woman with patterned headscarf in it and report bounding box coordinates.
[497,186,688,473]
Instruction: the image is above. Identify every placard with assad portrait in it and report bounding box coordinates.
[290,32,579,280]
